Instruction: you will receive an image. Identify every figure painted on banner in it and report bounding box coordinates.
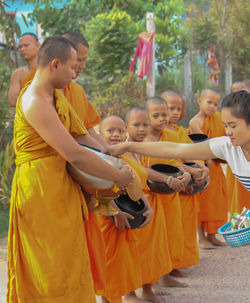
[206,42,220,86]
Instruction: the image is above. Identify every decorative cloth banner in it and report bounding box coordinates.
[129,31,155,79]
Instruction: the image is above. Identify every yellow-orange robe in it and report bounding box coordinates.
[142,128,184,269]
[139,162,172,284]
[96,156,148,302]
[197,112,228,233]
[7,88,95,303]
[21,68,36,88]
[64,81,106,293]
[226,166,250,215]
[64,81,100,129]
[172,125,199,269]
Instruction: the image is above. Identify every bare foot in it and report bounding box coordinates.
[152,283,171,296]
[101,297,110,303]
[199,238,216,249]
[169,269,189,278]
[142,284,167,303]
[159,275,188,288]
[124,291,145,303]
[207,234,227,246]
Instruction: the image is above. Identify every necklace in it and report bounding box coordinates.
[242,147,250,156]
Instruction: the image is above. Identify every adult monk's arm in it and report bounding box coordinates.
[22,93,132,189]
[8,69,22,107]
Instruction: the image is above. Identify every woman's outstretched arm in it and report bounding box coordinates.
[104,140,215,161]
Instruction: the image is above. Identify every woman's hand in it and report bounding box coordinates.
[102,142,130,157]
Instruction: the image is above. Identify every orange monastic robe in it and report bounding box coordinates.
[7,88,95,302]
[142,129,184,269]
[64,81,101,129]
[226,166,250,215]
[172,125,199,269]
[197,112,228,233]
[96,156,148,302]
[64,81,106,293]
[21,68,36,88]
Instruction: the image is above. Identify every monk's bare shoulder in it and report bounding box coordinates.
[189,114,204,133]
[11,66,29,82]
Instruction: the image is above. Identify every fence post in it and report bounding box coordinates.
[146,12,155,98]
[184,52,193,104]
[225,55,232,94]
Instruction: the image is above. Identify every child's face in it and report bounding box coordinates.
[100,117,126,145]
[166,96,183,124]
[222,107,250,147]
[126,110,149,142]
[147,103,168,132]
[198,92,220,116]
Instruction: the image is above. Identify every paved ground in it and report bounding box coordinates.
[0,234,249,303]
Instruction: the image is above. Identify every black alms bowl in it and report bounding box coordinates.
[188,133,209,143]
[110,194,147,229]
[147,164,182,194]
[180,162,207,195]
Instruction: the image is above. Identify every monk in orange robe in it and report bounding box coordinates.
[142,98,192,288]
[98,116,153,303]
[125,107,174,302]
[161,91,208,273]
[189,89,228,248]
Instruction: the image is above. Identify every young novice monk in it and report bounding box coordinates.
[125,107,172,302]
[98,115,154,303]
[143,97,192,288]
[189,89,228,248]
[161,90,209,276]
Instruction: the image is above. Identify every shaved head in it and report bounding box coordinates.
[145,96,167,111]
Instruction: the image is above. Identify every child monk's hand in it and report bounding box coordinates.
[193,166,209,186]
[205,159,213,168]
[170,178,186,192]
[114,211,134,229]
[178,172,192,188]
[139,207,154,228]
[102,142,129,157]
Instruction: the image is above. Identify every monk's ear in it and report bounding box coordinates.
[51,58,60,71]
[197,98,201,105]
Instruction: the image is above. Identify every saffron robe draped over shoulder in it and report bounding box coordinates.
[7,88,96,303]
[96,156,148,302]
[142,128,184,269]
[172,125,199,269]
[21,68,36,88]
[197,112,228,233]
[64,81,101,129]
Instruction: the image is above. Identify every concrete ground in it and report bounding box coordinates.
[0,235,249,303]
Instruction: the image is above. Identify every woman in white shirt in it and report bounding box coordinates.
[105,90,250,191]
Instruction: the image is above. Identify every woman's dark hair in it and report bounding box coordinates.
[221,90,250,125]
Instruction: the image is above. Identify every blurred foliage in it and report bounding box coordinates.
[84,9,139,93]
[92,73,146,119]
